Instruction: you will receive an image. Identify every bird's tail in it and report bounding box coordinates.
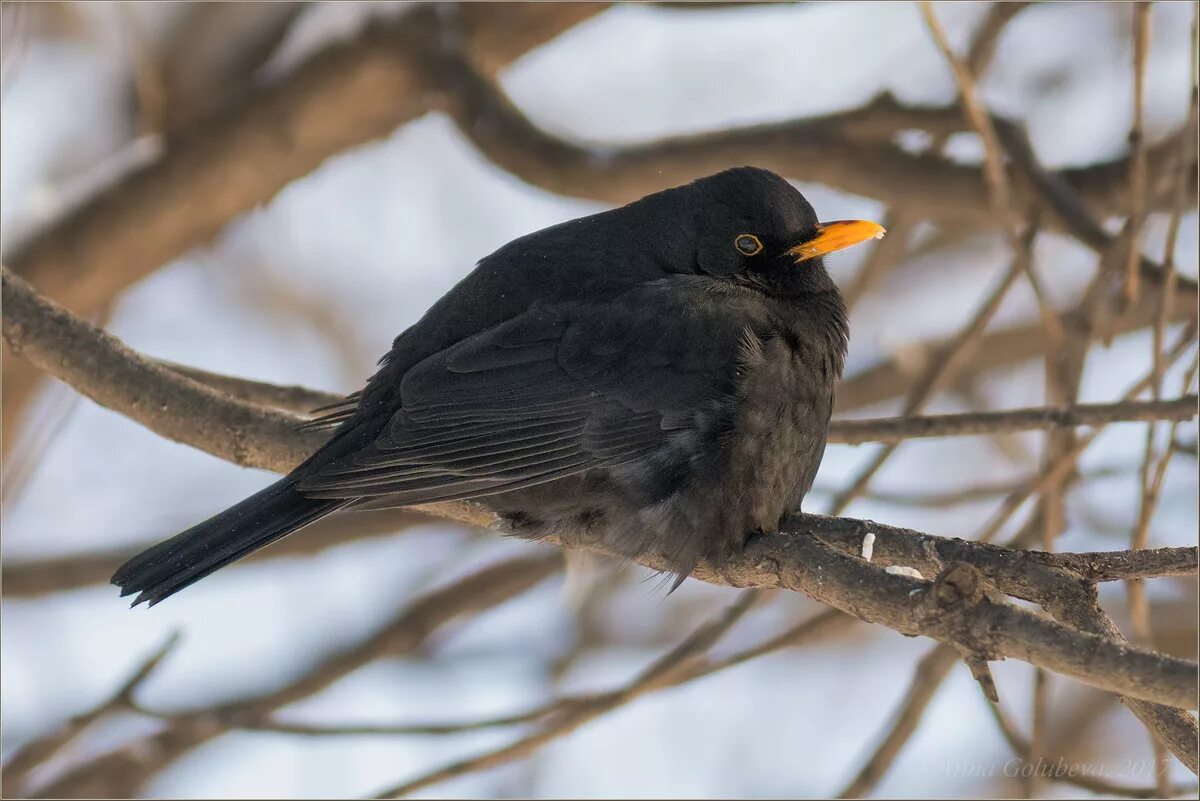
[111,477,351,607]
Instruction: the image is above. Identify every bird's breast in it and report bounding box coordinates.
[721,331,834,531]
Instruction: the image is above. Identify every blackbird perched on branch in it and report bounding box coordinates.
[112,167,885,606]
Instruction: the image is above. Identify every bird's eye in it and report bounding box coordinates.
[734,234,763,256]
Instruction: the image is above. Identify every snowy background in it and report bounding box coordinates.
[2,2,1197,798]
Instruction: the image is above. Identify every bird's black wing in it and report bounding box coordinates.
[298,280,752,504]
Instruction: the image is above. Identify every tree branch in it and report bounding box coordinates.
[832,396,1198,444]
[3,4,605,315]
[805,513,1200,772]
[429,29,1198,262]
[1,2,607,453]
[159,360,343,413]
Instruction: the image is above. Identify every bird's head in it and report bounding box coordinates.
[679,167,885,297]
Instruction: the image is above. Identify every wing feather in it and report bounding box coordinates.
[299,284,748,503]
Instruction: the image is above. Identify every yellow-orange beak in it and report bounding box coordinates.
[788,220,887,263]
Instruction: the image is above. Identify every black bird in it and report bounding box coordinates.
[112,167,884,606]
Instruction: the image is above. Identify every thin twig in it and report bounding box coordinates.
[836,643,959,798]
[1124,2,1153,303]
[1,633,180,797]
[238,608,853,740]
[1024,668,1050,797]
[919,0,1066,353]
[832,397,1197,444]
[965,2,1032,76]
[1126,24,1200,769]
[1152,6,1200,401]
[1129,359,1200,727]
[811,464,1135,509]
[370,591,760,798]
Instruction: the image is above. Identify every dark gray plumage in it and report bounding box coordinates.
[113,167,876,606]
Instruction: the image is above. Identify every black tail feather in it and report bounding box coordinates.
[111,478,351,607]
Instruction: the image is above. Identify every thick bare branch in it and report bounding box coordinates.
[3,4,604,314]
[155,3,305,133]
[1,2,607,452]
[1042,547,1199,583]
[670,531,1195,710]
[806,513,1200,772]
[2,269,329,471]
